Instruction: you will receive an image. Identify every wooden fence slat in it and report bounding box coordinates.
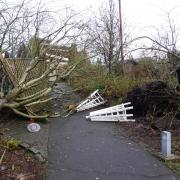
[2,58,49,116]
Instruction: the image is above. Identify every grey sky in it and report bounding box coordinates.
[40,0,180,57]
[8,0,180,34]
[6,0,180,56]
[50,0,180,24]
[46,0,180,38]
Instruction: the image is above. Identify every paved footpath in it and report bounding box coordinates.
[48,110,179,180]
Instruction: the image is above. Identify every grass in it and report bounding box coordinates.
[165,160,180,175]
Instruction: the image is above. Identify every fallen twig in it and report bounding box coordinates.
[0,149,6,165]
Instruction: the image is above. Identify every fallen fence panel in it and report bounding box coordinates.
[86,102,135,122]
[76,89,106,112]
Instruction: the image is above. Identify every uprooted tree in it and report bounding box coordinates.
[0,0,85,119]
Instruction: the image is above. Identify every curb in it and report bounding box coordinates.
[1,134,47,163]
[20,142,47,163]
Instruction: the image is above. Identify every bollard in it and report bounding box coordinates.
[161,131,171,158]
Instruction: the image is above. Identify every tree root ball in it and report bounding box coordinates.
[124,81,179,117]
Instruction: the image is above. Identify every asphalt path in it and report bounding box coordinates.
[48,110,179,180]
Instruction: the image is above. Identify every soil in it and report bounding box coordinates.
[0,109,46,180]
[0,140,46,180]
[124,81,179,118]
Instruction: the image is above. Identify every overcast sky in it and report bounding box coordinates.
[8,0,180,36]
[6,0,180,56]
[44,0,180,38]
[49,0,180,22]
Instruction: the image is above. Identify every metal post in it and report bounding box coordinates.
[161,131,171,158]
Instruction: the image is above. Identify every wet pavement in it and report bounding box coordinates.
[48,111,179,180]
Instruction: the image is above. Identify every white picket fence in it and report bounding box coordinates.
[76,89,106,112]
[86,102,135,122]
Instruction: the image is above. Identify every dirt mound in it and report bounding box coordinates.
[124,81,179,118]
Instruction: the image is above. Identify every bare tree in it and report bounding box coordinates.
[122,7,180,91]
[126,8,180,64]
[85,0,128,74]
[0,0,84,118]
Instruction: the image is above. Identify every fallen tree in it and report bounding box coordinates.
[0,0,85,119]
[0,54,80,119]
